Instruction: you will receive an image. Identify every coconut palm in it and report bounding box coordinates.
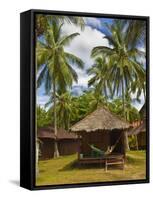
[87,57,112,99]
[45,92,78,130]
[125,20,146,50]
[36,14,85,37]
[108,94,140,123]
[37,106,51,128]
[36,21,84,157]
[91,20,145,150]
[75,90,108,119]
[130,74,146,101]
[125,20,146,101]
[91,20,145,118]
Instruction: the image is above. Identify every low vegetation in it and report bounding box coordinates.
[36,150,146,186]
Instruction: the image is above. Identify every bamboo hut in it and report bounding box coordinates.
[38,127,78,160]
[128,103,146,149]
[70,107,130,170]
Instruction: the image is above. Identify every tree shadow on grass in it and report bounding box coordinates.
[59,160,108,171]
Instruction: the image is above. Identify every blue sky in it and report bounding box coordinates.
[36,17,145,111]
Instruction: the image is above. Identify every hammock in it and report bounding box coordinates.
[89,144,105,157]
[88,134,122,157]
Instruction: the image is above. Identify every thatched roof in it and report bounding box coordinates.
[128,121,146,136]
[70,107,130,133]
[38,127,77,140]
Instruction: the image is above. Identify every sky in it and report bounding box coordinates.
[36,16,145,111]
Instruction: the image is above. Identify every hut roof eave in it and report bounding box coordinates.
[70,107,131,133]
[38,126,77,139]
[72,127,130,134]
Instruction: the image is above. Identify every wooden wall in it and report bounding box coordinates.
[39,139,54,160]
[58,140,79,155]
[39,138,79,160]
[138,132,146,149]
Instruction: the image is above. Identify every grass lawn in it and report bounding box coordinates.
[36,150,146,186]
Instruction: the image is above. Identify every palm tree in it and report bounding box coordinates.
[125,20,146,50]
[108,94,140,123]
[76,90,108,119]
[37,106,51,128]
[36,22,84,157]
[87,57,112,100]
[45,92,78,130]
[36,14,85,37]
[91,20,145,150]
[130,74,146,101]
[126,20,146,101]
[92,21,145,112]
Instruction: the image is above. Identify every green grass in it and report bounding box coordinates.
[36,150,146,186]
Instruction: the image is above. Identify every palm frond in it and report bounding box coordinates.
[65,52,84,69]
[66,64,78,83]
[36,42,49,69]
[52,21,63,43]
[91,46,115,57]
[37,65,48,88]
[128,48,145,58]
[59,33,80,46]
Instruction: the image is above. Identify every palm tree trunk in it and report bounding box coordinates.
[35,49,39,176]
[36,138,39,176]
[67,116,70,131]
[122,78,130,151]
[53,81,59,158]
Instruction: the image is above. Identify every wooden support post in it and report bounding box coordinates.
[78,134,81,160]
[105,159,107,172]
[125,131,130,151]
[122,158,125,170]
[135,135,139,150]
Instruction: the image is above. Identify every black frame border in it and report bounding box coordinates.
[20,9,150,190]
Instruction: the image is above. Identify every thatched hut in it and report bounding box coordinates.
[70,107,130,169]
[38,127,78,160]
[128,103,146,149]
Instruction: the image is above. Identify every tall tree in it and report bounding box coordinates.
[36,14,85,37]
[46,92,78,130]
[74,90,108,119]
[91,20,145,150]
[37,106,51,127]
[87,57,112,101]
[125,20,146,50]
[36,22,84,157]
[108,94,140,123]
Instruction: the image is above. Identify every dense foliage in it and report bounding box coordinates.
[37,90,140,129]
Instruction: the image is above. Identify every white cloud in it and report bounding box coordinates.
[62,22,109,88]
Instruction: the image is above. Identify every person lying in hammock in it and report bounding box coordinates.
[89,144,105,157]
